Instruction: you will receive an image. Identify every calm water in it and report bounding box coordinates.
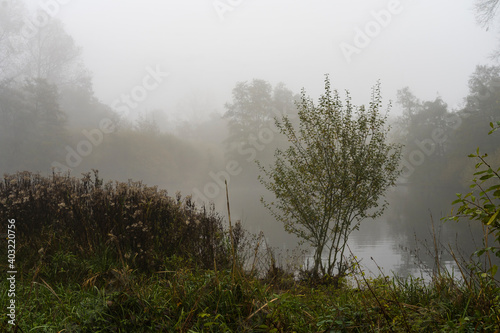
[299,218,472,281]
[349,230,460,281]
[222,184,493,281]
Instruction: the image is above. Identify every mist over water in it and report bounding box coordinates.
[1,0,499,277]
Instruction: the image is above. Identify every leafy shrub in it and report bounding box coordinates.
[449,121,500,278]
[0,170,233,278]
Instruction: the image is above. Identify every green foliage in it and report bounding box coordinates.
[489,120,500,134]
[448,124,500,277]
[258,76,402,277]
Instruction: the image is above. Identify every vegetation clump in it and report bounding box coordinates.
[0,170,235,276]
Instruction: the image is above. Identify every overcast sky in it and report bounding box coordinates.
[24,0,498,123]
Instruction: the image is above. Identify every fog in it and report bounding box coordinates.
[1,0,499,275]
[22,0,496,118]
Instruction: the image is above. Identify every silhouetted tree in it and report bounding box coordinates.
[473,0,500,60]
[449,65,500,160]
[0,78,68,172]
[0,1,26,79]
[224,79,298,164]
[475,0,500,29]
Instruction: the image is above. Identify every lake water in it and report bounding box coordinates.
[221,184,494,282]
[296,219,464,283]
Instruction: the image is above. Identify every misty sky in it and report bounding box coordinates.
[23,0,498,124]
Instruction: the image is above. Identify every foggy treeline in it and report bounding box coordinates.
[387,65,500,273]
[0,2,225,193]
[1,1,499,273]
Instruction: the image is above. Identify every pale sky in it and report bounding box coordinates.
[23,0,499,122]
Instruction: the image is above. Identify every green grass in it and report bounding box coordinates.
[1,251,499,332]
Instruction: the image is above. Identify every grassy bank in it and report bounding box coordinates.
[1,263,499,332]
[1,171,499,332]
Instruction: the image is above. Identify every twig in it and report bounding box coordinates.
[246,297,278,321]
[225,179,237,280]
[430,213,441,278]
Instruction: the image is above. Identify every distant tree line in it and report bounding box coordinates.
[0,1,226,192]
[386,64,500,258]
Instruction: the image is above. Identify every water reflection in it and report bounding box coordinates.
[349,229,460,281]
[225,181,497,281]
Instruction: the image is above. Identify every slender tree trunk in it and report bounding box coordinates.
[313,242,323,278]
